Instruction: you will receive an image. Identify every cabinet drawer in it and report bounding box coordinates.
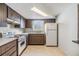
[7,40,16,48]
[2,52,9,56]
[7,46,16,56]
[10,40,16,45]
[1,40,16,54]
[10,52,17,56]
[31,35,44,39]
[1,40,17,56]
[2,46,16,56]
[30,34,44,37]
[28,34,45,45]
[1,43,8,54]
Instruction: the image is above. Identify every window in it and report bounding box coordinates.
[32,20,44,31]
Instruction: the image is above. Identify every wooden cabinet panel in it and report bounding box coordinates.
[25,19,32,28]
[8,40,16,46]
[10,52,17,56]
[8,7,13,20]
[0,39,17,56]
[2,52,9,56]
[13,11,20,23]
[8,7,20,23]
[28,34,45,45]
[0,4,7,27]
[0,47,1,55]
[6,46,16,56]
[1,40,16,55]
[6,40,16,51]
[1,44,8,54]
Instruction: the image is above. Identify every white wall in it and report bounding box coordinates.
[57,4,79,56]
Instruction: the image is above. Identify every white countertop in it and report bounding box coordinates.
[0,38,17,46]
[28,32,45,34]
[0,32,45,46]
[16,32,45,35]
[16,33,28,36]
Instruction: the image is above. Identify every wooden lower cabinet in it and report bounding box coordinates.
[10,51,17,56]
[28,34,46,45]
[0,47,1,55]
[0,39,18,56]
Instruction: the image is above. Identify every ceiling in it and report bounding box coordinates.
[6,3,72,19]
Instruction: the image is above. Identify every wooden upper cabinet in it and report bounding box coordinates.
[0,4,26,27]
[8,7,20,23]
[8,7,13,20]
[25,19,32,28]
[0,4,7,27]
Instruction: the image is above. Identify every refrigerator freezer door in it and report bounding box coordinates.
[46,30,57,46]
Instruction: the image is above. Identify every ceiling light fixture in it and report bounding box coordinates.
[31,7,48,17]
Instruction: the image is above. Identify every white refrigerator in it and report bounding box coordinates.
[45,23,57,46]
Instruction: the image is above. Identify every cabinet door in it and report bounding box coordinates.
[0,46,1,55]
[0,4,7,27]
[1,39,17,56]
[8,7,13,20]
[13,11,20,23]
[6,46,16,56]
[11,52,17,56]
[25,19,32,28]
[8,7,20,24]
[28,34,45,45]
[1,43,8,55]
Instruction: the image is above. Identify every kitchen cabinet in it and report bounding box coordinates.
[8,7,20,24]
[0,47,1,55]
[0,3,26,28]
[45,19,56,23]
[25,19,32,28]
[8,7,13,20]
[0,3,7,27]
[0,39,18,56]
[0,4,21,27]
[28,34,46,45]
[20,17,25,28]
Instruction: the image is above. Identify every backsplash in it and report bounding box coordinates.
[0,27,23,38]
[25,28,33,32]
[25,28,45,33]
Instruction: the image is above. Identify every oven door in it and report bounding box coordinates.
[18,36,26,55]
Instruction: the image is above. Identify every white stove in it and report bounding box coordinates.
[18,33,28,55]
